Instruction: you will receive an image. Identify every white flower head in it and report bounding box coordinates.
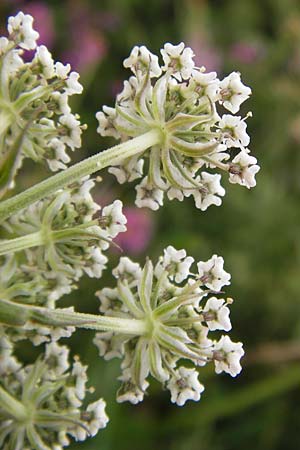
[123,45,162,78]
[187,172,225,211]
[197,254,231,291]
[167,367,205,406]
[86,399,109,437]
[218,114,250,148]
[161,42,195,80]
[190,69,220,101]
[59,113,82,149]
[7,12,39,50]
[219,72,251,113]
[213,335,244,377]
[135,177,164,210]
[229,150,260,188]
[65,71,83,95]
[44,342,70,377]
[33,45,55,79]
[96,106,120,139]
[156,245,194,283]
[101,199,127,238]
[109,156,144,184]
[55,61,71,79]
[112,256,142,285]
[202,297,232,331]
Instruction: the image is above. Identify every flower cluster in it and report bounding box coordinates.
[94,246,244,406]
[0,12,84,196]
[0,178,127,295]
[97,43,259,210]
[0,332,109,449]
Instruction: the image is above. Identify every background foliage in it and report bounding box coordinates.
[1,0,300,449]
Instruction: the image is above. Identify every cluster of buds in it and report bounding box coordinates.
[0,333,109,449]
[0,177,127,290]
[0,11,84,197]
[97,43,259,210]
[94,247,244,405]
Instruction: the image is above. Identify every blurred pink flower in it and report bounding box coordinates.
[229,42,264,64]
[62,0,107,72]
[21,1,55,49]
[115,207,154,255]
[188,36,222,72]
[63,28,106,72]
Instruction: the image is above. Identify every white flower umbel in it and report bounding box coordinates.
[0,12,84,197]
[0,178,127,284]
[93,248,243,405]
[96,43,258,210]
[0,339,109,449]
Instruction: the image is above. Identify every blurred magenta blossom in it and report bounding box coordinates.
[188,35,222,72]
[115,207,154,255]
[61,0,107,72]
[229,41,265,64]
[21,1,55,48]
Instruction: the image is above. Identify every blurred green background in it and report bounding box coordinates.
[2,0,300,449]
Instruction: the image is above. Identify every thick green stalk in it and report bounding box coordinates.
[0,298,147,335]
[0,231,43,256]
[0,129,162,222]
[0,385,28,421]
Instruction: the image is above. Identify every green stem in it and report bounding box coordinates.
[0,231,43,256]
[0,385,28,421]
[0,129,162,223]
[0,224,102,256]
[0,298,147,335]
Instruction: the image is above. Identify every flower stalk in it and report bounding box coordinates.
[0,129,161,222]
[0,297,148,335]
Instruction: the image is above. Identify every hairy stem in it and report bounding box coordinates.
[0,298,147,335]
[0,129,162,222]
[0,231,43,256]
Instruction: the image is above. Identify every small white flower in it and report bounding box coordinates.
[188,172,225,211]
[156,245,194,283]
[167,367,204,406]
[123,45,162,78]
[197,255,231,291]
[190,70,220,101]
[44,342,70,377]
[109,157,144,184]
[96,107,120,139]
[65,71,83,95]
[7,12,39,50]
[47,138,70,172]
[33,45,55,79]
[229,150,260,188]
[101,200,127,238]
[112,256,142,285]
[72,360,88,400]
[55,61,71,79]
[219,72,251,113]
[59,113,82,149]
[161,42,195,80]
[213,335,244,377]
[202,297,231,331]
[117,369,149,404]
[84,248,107,278]
[135,177,164,210]
[86,399,109,437]
[218,114,250,148]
